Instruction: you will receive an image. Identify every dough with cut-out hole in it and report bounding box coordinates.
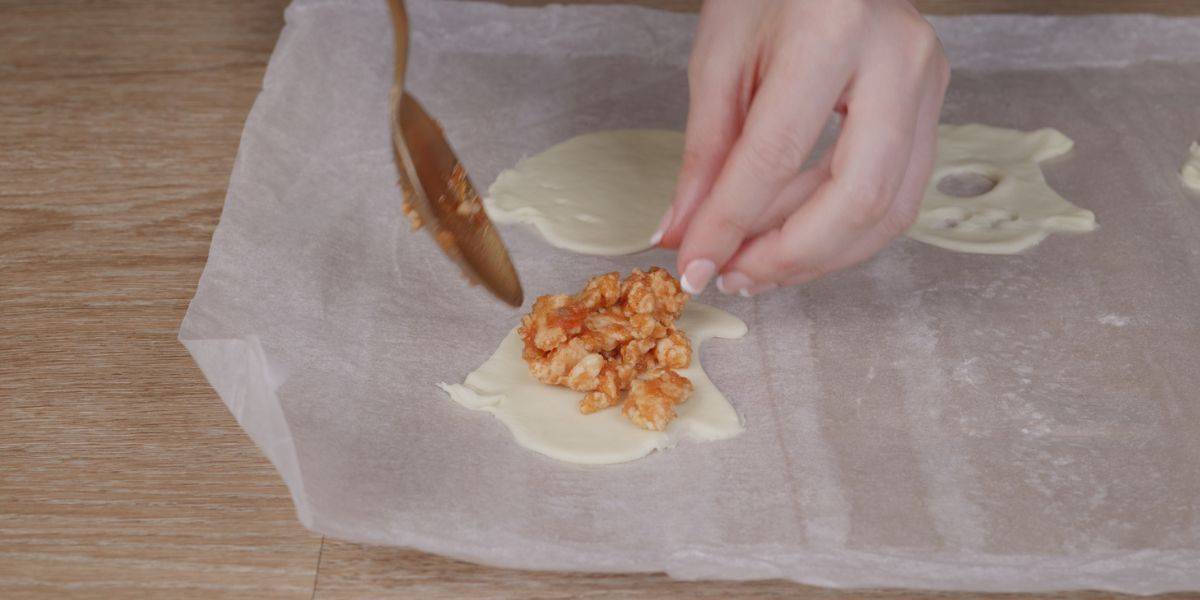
[908,124,1096,254]
[486,126,1095,257]
[439,303,746,465]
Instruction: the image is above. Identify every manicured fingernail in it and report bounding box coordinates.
[716,271,753,295]
[740,282,778,297]
[680,259,716,295]
[650,206,674,246]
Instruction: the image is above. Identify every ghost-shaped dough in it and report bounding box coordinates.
[439,303,747,465]
[908,125,1096,254]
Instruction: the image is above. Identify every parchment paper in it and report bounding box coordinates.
[180,0,1200,593]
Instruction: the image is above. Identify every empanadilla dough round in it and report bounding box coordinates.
[486,130,681,256]
[439,303,746,465]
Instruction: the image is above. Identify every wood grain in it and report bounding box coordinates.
[490,0,1200,14]
[1,1,1196,599]
[310,541,1200,600]
[0,1,321,599]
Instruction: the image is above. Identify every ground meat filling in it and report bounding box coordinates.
[518,268,695,431]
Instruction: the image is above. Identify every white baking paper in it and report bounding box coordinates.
[180,0,1200,593]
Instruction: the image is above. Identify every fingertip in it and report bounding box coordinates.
[649,205,672,246]
[716,271,754,295]
[649,229,664,247]
[680,259,717,295]
[741,282,777,297]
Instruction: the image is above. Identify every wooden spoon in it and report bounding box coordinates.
[388,0,524,307]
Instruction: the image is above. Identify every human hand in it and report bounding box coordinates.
[654,0,949,296]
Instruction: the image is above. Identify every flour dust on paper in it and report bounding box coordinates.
[439,303,747,465]
[485,125,1097,256]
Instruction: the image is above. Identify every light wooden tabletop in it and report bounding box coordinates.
[2,1,1197,598]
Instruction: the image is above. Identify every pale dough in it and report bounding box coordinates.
[439,303,747,465]
[486,125,1096,256]
[486,130,681,256]
[1182,141,1200,192]
[910,124,1096,254]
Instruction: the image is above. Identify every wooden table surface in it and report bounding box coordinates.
[2,1,1198,598]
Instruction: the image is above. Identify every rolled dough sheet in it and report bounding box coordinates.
[1182,141,1200,191]
[486,129,682,256]
[486,125,1096,256]
[439,302,747,465]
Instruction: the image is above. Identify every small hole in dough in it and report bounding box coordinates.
[972,208,1019,228]
[923,206,969,230]
[937,171,998,198]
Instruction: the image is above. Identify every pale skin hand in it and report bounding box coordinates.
[653,0,950,296]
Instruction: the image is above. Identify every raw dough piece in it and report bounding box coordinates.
[1182,141,1200,192]
[487,130,681,256]
[909,125,1096,254]
[488,125,1096,256]
[439,303,746,465]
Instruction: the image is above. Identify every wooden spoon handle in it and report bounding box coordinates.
[388,0,409,88]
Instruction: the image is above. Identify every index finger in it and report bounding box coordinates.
[674,53,850,293]
[720,52,932,286]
